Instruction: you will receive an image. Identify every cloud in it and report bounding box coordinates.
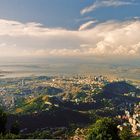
[0,19,140,58]
[81,0,134,15]
[79,20,98,31]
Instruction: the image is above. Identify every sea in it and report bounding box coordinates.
[0,57,139,81]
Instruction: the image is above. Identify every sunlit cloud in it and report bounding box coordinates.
[81,0,134,15]
[79,20,98,31]
[0,19,140,58]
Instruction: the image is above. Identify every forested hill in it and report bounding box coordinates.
[103,81,138,95]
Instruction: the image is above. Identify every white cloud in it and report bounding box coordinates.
[0,19,140,58]
[79,20,98,31]
[81,0,133,15]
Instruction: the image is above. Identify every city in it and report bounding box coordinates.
[0,0,140,139]
[0,74,140,139]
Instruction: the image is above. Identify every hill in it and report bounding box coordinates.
[103,81,137,95]
[7,108,90,133]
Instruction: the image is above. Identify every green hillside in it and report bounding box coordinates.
[14,95,59,114]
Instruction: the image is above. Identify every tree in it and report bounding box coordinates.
[87,117,120,140]
[0,133,20,139]
[10,121,20,135]
[0,108,7,134]
[119,127,132,140]
[28,130,52,139]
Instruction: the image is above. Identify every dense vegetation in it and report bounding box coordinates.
[86,118,132,140]
[0,108,7,134]
[0,109,134,140]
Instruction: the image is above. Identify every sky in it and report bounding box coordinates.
[0,0,140,60]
